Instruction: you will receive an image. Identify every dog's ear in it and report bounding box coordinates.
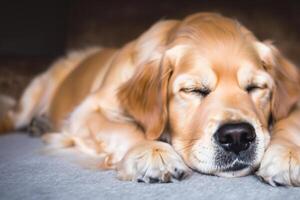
[118,20,178,140]
[118,57,172,140]
[255,41,300,121]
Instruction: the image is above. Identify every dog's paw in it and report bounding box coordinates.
[28,116,53,137]
[117,141,192,183]
[256,143,300,187]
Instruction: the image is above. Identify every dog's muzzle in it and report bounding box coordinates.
[212,122,258,174]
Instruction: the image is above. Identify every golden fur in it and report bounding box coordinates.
[1,13,300,186]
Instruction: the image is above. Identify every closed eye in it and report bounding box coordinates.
[180,87,211,97]
[245,85,264,93]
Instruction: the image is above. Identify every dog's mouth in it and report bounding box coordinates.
[223,161,250,172]
[188,148,258,177]
[211,141,258,177]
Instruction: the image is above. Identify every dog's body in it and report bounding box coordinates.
[1,13,300,186]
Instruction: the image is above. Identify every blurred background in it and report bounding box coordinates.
[0,0,299,98]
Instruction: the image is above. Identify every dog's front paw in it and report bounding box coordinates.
[257,143,300,186]
[117,141,192,183]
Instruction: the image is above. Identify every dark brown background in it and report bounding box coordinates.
[0,0,299,98]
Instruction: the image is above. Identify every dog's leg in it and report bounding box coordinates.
[257,106,300,186]
[0,74,47,133]
[43,93,191,183]
[0,48,103,134]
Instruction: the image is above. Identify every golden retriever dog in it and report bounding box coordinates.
[1,12,300,186]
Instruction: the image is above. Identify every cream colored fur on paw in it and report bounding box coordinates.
[257,143,300,186]
[117,141,192,183]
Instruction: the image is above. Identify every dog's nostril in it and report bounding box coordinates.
[218,134,233,144]
[241,131,255,143]
[214,122,256,154]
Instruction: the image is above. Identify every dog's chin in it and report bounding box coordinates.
[213,161,255,177]
[215,166,253,177]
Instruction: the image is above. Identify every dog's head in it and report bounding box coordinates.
[118,13,300,177]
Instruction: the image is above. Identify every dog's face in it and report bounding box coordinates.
[119,13,299,177]
[167,38,272,177]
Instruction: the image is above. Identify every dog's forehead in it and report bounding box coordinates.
[168,13,263,72]
[169,44,261,81]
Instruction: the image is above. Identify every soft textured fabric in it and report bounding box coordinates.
[0,133,300,200]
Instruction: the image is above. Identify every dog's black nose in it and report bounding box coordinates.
[214,123,256,154]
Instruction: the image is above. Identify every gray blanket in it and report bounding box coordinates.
[1,133,300,200]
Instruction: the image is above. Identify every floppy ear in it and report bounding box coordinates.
[118,57,172,140]
[256,41,300,121]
